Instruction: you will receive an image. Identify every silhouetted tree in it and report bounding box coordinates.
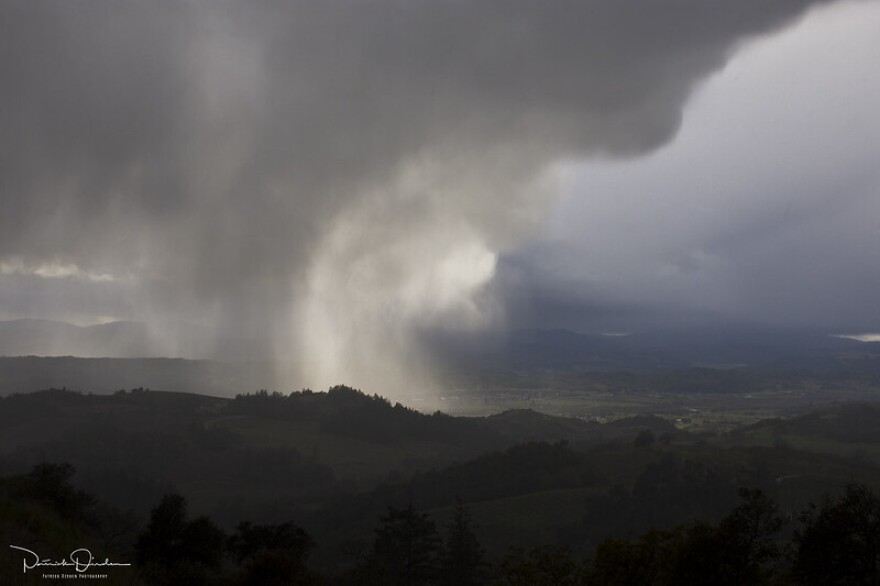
[136,494,186,567]
[714,488,783,582]
[360,505,440,585]
[135,493,225,585]
[497,544,579,586]
[587,529,683,586]
[438,500,485,586]
[794,482,880,585]
[228,521,318,586]
[587,489,783,586]
[14,462,95,523]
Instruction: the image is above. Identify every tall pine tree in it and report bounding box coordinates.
[362,504,441,585]
[439,499,486,586]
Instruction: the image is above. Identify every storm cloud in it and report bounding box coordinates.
[505,1,880,335]
[0,0,845,392]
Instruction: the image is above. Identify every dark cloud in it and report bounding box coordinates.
[0,0,837,391]
[513,0,880,337]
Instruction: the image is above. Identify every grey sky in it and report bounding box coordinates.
[1,0,875,391]
[504,1,880,334]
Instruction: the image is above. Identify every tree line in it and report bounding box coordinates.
[3,462,880,584]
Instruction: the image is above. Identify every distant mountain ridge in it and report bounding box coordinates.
[0,318,257,360]
[0,319,165,358]
[0,356,277,397]
[1,320,878,398]
[426,325,873,373]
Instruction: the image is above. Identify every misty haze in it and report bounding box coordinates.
[2,0,880,584]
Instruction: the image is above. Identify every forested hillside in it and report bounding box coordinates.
[3,386,880,582]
